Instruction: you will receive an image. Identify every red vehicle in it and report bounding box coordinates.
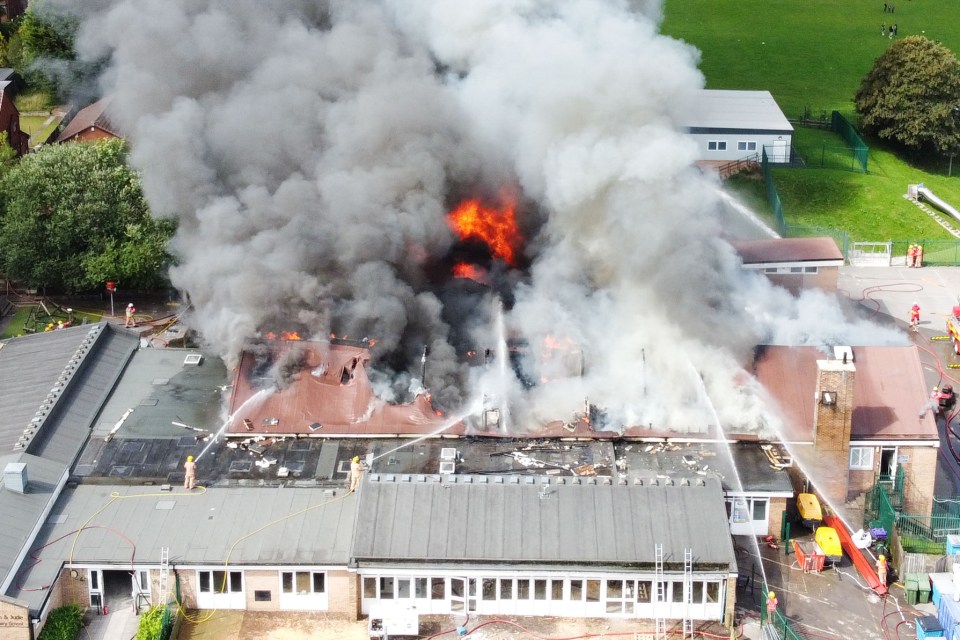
[947,306,960,354]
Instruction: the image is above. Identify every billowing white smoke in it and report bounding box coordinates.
[67,0,903,432]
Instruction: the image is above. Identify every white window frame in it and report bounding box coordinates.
[850,447,875,471]
[279,570,328,611]
[737,141,757,152]
[196,569,245,610]
[707,140,728,151]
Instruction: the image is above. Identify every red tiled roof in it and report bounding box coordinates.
[57,98,120,143]
[733,237,844,265]
[753,345,937,443]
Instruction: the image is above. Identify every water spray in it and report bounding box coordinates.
[370,397,485,463]
[196,387,274,461]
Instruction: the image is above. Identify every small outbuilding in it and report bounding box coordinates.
[684,90,793,165]
[733,237,845,295]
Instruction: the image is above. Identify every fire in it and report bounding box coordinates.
[281,331,302,341]
[451,262,490,284]
[447,191,520,266]
[543,335,575,351]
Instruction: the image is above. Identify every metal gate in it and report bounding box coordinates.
[848,241,892,266]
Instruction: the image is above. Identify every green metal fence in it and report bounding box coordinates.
[830,111,869,173]
[865,471,958,555]
[762,148,787,235]
[760,607,807,640]
[891,239,960,265]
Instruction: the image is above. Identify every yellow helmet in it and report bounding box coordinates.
[353,456,360,463]
[879,554,886,561]
[768,591,776,599]
[187,455,194,462]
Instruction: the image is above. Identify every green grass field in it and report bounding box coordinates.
[661,0,960,242]
[0,305,102,339]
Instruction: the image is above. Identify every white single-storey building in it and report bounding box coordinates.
[684,90,793,164]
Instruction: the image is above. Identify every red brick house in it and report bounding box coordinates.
[0,80,29,155]
[56,98,121,144]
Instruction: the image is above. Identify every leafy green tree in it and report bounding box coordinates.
[855,35,960,155]
[0,139,175,293]
[15,1,77,97]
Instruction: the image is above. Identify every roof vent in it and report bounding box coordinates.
[634,478,643,485]
[440,447,457,461]
[183,354,203,366]
[439,461,455,475]
[4,462,28,494]
[833,346,854,363]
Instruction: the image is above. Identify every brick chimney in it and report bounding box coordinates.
[812,355,855,506]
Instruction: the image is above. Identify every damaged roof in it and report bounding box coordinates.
[56,97,120,143]
[753,345,937,442]
[351,473,736,572]
[9,484,358,614]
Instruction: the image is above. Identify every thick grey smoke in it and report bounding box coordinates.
[68,0,904,432]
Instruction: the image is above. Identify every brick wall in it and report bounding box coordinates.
[848,468,875,500]
[175,569,199,609]
[723,575,737,628]
[768,497,787,540]
[813,360,855,508]
[900,446,938,516]
[764,267,839,295]
[327,571,358,619]
[0,596,31,640]
[244,571,278,611]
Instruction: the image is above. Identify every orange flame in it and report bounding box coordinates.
[447,192,520,266]
[451,262,490,284]
[281,331,302,341]
[544,335,575,351]
[265,331,277,341]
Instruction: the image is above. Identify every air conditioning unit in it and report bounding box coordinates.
[439,461,456,474]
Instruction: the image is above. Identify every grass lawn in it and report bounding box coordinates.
[19,114,48,135]
[662,0,960,243]
[14,90,56,114]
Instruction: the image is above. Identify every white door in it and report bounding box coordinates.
[772,139,788,163]
[88,569,103,612]
[449,578,465,613]
[133,570,151,612]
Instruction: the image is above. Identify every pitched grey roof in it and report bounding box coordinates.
[8,484,358,613]
[352,474,736,572]
[0,323,137,596]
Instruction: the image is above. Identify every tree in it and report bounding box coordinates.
[0,139,175,292]
[855,35,960,156]
[15,1,77,98]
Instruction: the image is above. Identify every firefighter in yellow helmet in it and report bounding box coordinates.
[876,554,888,585]
[765,591,778,624]
[184,455,197,490]
[349,456,364,492]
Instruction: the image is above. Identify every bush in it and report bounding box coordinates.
[135,605,165,640]
[37,604,83,640]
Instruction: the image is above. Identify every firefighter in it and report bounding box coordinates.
[349,456,365,492]
[876,554,888,585]
[183,455,197,490]
[910,303,920,331]
[124,303,137,328]
[908,244,917,267]
[916,244,924,268]
[765,591,778,625]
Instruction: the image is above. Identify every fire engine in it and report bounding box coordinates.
[948,305,960,354]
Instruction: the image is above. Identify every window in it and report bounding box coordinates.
[606,580,623,598]
[752,499,768,521]
[570,579,583,601]
[692,582,704,603]
[500,578,514,599]
[671,582,684,603]
[482,579,497,600]
[706,582,720,603]
[90,571,99,590]
[199,571,242,594]
[804,266,818,273]
[850,447,875,470]
[707,140,728,151]
[737,141,757,151]
[637,580,652,603]
[379,577,394,599]
[281,571,325,595]
[254,590,271,602]
[363,577,376,598]
[586,580,601,602]
[534,579,547,600]
[518,579,531,600]
[551,580,564,600]
[415,578,428,599]
[397,578,410,598]
[431,578,445,600]
[789,266,803,273]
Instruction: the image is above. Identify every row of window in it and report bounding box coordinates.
[361,576,721,606]
[763,266,819,274]
[707,141,758,152]
[198,570,325,595]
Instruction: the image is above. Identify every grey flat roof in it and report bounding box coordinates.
[683,90,793,133]
[352,474,736,572]
[91,348,229,440]
[8,484,358,614]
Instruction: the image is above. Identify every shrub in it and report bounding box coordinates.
[135,605,166,640]
[37,604,83,640]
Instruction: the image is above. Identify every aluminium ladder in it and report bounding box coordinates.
[683,548,693,639]
[655,544,666,640]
